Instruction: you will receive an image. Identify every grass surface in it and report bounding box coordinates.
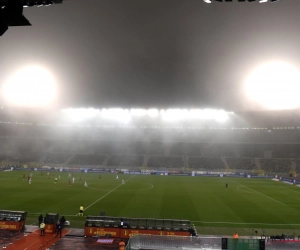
[1,170,300,236]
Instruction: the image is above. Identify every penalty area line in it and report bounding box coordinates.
[75,175,135,216]
[235,182,286,206]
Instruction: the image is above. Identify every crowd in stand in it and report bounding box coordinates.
[148,142,165,155]
[107,155,144,167]
[200,145,236,157]
[68,154,106,165]
[188,157,224,170]
[44,152,73,165]
[226,158,255,170]
[260,159,292,174]
[147,156,183,169]
[0,137,299,174]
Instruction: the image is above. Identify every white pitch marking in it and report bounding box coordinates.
[88,182,154,192]
[280,186,300,194]
[76,175,135,215]
[235,182,286,206]
[236,186,257,194]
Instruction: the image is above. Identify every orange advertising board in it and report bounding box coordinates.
[85,227,121,237]
[45,224,56,233]
[0,221,25,231]
[120,229,190,238]
[84,226,190,238]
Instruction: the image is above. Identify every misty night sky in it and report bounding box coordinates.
[1,0,300,111]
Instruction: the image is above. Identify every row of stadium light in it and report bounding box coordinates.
[0,120,297,130]
[0,122,296,131]
[203,0,279,3]
[23,1,57,7]
[0,0,62,8]
[61,108,234,122]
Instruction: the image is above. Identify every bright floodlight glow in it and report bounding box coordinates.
[130,109,147,116]
[147,109,159,117]
[161,109,188,121]
[161,109,229,122]
[101,108,131,123]
[60,108,230,123]
[2,66,57,107]
[246,61,300,110]
[61,108,100,122]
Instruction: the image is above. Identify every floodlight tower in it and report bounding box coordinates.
[0,0,63,36]
[203,0,280,3]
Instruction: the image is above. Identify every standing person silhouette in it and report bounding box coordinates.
[79,205,84,216]
[38,214,43,226]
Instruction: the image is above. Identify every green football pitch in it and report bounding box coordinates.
[1,170,300,236]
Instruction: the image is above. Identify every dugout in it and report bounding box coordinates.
[84,216,192,238]
[0,210,27,231]
[44,213,59,233]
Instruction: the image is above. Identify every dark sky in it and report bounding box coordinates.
[1,0,300,111]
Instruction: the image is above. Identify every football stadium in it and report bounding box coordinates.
[2,0,300,249]
[1,108,300,249]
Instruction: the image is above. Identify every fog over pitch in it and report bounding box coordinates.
[1,0,300,111]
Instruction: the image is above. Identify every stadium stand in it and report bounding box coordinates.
[106,155,144,167]
[148,156,184,169]
[68,154,106,166]
[187,157,225,171]
[1,109,300,176]
[260,158,292,174]
[225,158,255,171]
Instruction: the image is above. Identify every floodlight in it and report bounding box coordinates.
[3,66,57,107]
[203,0,212,3]
[245,61,300,110]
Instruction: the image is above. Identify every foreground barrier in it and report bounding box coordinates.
[125,235,265,250]
[126,235,218,249]
[85,216,194,238]
[0,210,27,231]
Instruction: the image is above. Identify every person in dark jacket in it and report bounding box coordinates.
[56,223,63,238]
[59,216,66,227]
[38,214,43,226]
